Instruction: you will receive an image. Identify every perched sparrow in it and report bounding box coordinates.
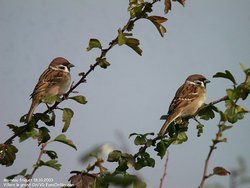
[159,74,210,136]
[27,57,74,122]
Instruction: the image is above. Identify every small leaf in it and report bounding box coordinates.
[213,70,237,85]
[96,57,110,69]
[43,150,58,160]
[87,38,102,51]
[118,29,127,45]
[213,166,231,176]
[148,16,167,37]
[148,16,168,24]
[38,127,50,143]
[134,152,155,170]
[69,173,96,188]
[213,138,227,145]
[196,124,204,137]
[126,38,143,56]
[164,0,171,14]
[155,140,167,159]
[38,159,61,171]
[19,128,39,142]
[42,95,62,104]
[160,114,168,120]
[69,95,87,104]
[6,169,27,180]
[226,89,236,100]
[6,124,20,135]
[198,105,217,120]
[173,132,188,144]
[54,134,77,150]
[0,144,18,167]
[134,136,147,146]
[62,108,74,132]
[34,113,51,123]
[107,150,122,162]
[116,157,129,172]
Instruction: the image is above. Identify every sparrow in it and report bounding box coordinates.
[159,74,210,136]
[26,57,74,122]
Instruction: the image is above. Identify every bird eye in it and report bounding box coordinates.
[58,65,66,70]
[194,80,203,86]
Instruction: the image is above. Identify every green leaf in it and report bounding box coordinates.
[62,108,74,132]
[118,29,127,45]
[34,113,51,123]
[125,38,142,56]
[134,152,155,170]
[38,159,61,171]
[160,114,168,120]
[213,70,237,85]
[38,127,51,143]
[87,38,102,51]
[42,95,62,104]
[116,157,129,172]
[129,132,154,138]
[19,128,39,142]
[173,132,188,144]
[226,89,237,100]
[45,111,56,126]
[6,124,20,135]
[69,95,87,104]
[213,166,231,176]
[155,141,167,159]
[196,124,204,137]
[198,105,217,120]
[6,169,27,180]
[108,150,122,162]
[134,136,147,146]
[0,144,18,167]
[54,134,77,150]
[43,150,58,159]
[96,57,110,69]
[225,100,248,123]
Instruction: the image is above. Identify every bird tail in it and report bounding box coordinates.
[27,100,38,122]
[158,112,180,136]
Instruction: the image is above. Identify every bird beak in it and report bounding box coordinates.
[204,79,210,84]
[68,63,75,68]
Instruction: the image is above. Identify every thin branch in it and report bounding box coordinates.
[198,123,224,188]
[25,142,47,188]
[159,151,170,188]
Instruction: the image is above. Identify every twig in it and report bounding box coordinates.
[159,151,170,188]
[25,142,48,188]
[198,123,224,188]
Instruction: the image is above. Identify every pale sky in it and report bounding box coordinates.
[1,0,250,188]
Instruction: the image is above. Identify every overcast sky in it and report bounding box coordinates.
[1,0,250,188]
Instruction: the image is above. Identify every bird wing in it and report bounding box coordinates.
[168,83,199,115]
[30,68,65,99]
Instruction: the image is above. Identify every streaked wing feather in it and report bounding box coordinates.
[30,68,65,98]
[168,84,199,114]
